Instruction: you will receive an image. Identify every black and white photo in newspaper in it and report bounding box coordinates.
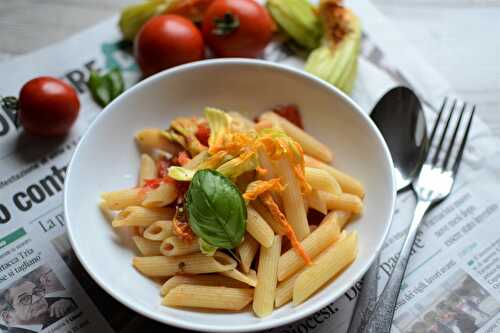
[1,1,500,332]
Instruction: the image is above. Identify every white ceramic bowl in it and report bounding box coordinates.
[65,59,395,332]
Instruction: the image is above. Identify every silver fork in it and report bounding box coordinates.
[362,99,475,332]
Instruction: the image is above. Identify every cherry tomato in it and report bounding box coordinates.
[169,0,215,23]
[135,15,205,76]
[19,77,80,136]
[202,0,273,58]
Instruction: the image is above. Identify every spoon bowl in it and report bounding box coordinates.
[371,87,428,191]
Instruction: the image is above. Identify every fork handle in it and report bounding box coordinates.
[363,199,432,333]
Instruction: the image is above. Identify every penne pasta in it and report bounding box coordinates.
[102,108,366,314]
[305,167,342,194]
[139,154,157,186]
[112,206,175,227]
[251,199,286,235]
[163,285,253,310]
[101,188,144,210]
[221,269,257,287]
[142,183,177,208]
[160,274,248,296]
[133,252,236,277]
[237,235,259,274]
[278,210,344,281]
[305,189,327,215]
[160,236,200,256]
[304,155,365,198]
[275,269,302,307]
[135,128,179,154]
[99,200,116,222]
[261,112,333,162]
[322,192,364,215]
[293,232,358,305]
[143,220,173,241]
[253,236,282,318]
[275,157,310,240]
[246,207,275,248]
[133,236,162,256]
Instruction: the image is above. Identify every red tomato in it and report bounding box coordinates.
[272,104,304,129]
[202,0,273,58]
[19,77,80,136]
[134,15,205,76]
[195,122,210,146]
[170,0,215,23]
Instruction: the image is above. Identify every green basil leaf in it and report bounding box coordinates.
[186,170,246,249]
[108,68,125,99]
[87,69,125,107]
[88,71,110,107]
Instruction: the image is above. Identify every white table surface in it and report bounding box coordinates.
[1,0,498,135]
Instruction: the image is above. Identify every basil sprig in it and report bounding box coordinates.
[186,170,246,249]
[87,68,124,107]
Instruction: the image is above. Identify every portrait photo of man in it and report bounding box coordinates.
[0,266,77,333]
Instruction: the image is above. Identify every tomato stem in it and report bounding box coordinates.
[212,12,239,36]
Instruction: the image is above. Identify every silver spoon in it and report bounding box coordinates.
[348,86,428,333]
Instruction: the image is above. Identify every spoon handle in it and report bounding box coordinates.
[363,199,431,332]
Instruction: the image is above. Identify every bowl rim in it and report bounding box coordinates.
[64,58,396,332]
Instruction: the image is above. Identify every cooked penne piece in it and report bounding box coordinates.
[305,167,342,195]
[278,210,345,281]
[160,236,200,256]
[139,154,157,186]
[221,269,257,287]
[322,192,364,215]
[142,183,177,208]
[112,206,174,227]
[135,128,179,154]
[305,189,327,215]
[133,236,162,256]
[99,200,116,222]
[304,155,365,197]
[237,235,259,274]
[275,157,310,240]
[246,207,275,248]
[293,232,358,305]
[275,269,302,307]
[143,220,173,241]
[325,210,351,230]
[253,236,282,318]
[160,274,248,296]
[261,112,333,162]
[163,285,253,310]
[101,188,144,210]
[133,252,236,277]
[251,200,286,235]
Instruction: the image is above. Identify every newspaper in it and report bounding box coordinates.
[1,1,499,332]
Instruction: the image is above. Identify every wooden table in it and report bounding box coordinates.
[1,0,498,135]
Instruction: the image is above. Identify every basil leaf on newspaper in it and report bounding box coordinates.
[186,169,246,249]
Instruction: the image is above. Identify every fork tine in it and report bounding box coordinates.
[442,103,467,170]
[452,106,475,175]
[427,98,447,149]
[432,99,457,166]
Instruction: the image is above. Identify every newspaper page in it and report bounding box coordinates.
[1,1,499,332]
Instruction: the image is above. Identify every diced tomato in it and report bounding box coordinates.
[195,122,210,146]
[143,178,163,189]
[272,104,304,129]
[177,151,191,166]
